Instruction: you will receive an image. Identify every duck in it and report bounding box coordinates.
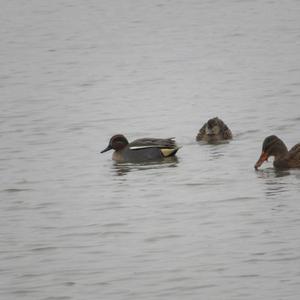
[196,117,232,142]
[101,134,180,163]
[255,135,300,170]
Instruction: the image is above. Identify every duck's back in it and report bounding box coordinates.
[129,138,177,149]
[196,122,232,141]
[118,138,178,163]
[287,143,300,168]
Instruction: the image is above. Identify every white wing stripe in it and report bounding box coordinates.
[130,146,158,150]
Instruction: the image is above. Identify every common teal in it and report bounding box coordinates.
[101,134,180,163]
[196,117,232,142]
[255,135,300,170]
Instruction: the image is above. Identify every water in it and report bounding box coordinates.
[1,0,300,299]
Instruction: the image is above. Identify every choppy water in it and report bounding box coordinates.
[1,0,300,299]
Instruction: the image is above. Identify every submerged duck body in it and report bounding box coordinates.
[101,134,180,163]
[196,117,232,142]
[255,135,300,170]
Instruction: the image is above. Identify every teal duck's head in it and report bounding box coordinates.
[101,134,129,153]
[205,117,224,136]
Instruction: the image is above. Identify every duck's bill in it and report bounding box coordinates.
[254,151,268,170]
[100,145,112,153]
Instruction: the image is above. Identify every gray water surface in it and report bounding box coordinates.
[1,0,300,299]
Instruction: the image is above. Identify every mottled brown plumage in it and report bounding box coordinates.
[196,117,232,142]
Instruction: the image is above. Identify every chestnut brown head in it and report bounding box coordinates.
[101,134,129,153]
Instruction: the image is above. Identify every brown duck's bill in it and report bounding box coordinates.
[254,151,269,170]
[100,145,112,153]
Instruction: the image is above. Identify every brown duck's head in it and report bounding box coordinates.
[205,117,225,136]
[101,134,129,153]
[254,135,287,170]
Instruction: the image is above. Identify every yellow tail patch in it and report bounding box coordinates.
[160,148,178,157]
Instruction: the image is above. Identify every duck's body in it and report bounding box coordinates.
[101,135,180,163]
[255,135,300,170]
[196,117,232,142]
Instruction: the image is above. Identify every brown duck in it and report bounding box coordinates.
[196,117,232,142]
[255,135,300,170]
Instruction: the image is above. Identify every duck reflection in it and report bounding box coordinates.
[112,156,179,176]
[265,181,288,198]
[202,142,229,160]
[255,168,290,179]
[208,145,225,160]
[255,168,290,198]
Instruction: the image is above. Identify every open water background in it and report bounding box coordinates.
[1,0,300,299]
